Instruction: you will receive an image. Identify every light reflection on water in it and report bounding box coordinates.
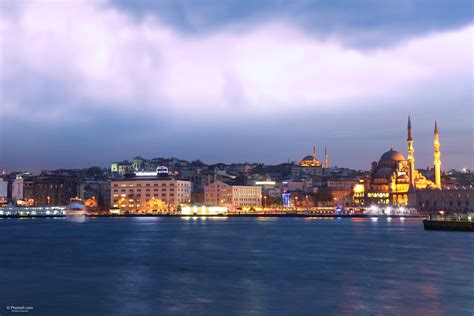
[65,216,88,224]
[0,217,472,316]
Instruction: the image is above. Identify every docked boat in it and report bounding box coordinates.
[65,201,87,217]
[423,214,473,231]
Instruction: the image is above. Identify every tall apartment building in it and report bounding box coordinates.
[0,178,7,205]
[204,180,262,209]
[111,176,192,212]
[11,175,24,202]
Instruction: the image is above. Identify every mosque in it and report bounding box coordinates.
[353,117,442,207]
[299,146,329,168]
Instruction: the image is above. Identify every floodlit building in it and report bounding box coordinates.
[111,175,191,212]
[79,180,111,209]
[354,117,442,207]
[299,146,322,167]
[180,205,228,215]
[110,161,134,175]
[204,180,262,209]
[288,146,327,177]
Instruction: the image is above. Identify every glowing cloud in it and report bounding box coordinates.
[1,1,472,120]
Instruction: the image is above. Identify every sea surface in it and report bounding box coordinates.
[0,217,472,316]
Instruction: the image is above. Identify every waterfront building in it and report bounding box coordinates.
[79,180,111,209]
[111,175,191,212]
[0,178,7,205]
[204,180,262,209]
[22,177,35,205]
[253,180,281,198]
[353,118,441,207]
[32,174,80,206]
[417,188,473,212]
[281,179,305,192]
[316,187,352,207]
[191,189,205,204]
[11,174,24,202]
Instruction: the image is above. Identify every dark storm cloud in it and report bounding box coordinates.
[111,0,473,47]
[0,0,472,172]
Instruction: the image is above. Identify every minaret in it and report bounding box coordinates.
[407,116,416,189]
[434,121,442,189]
[323,146,329,168]
[312,145,317,161]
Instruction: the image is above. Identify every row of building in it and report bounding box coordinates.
[1,119,473,213]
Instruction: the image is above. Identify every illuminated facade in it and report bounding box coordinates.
[322,146,329,169]
[111,178,191,212]
[204,180,262,209]
[294,145,327,176]
[299,146,322,167]
[353,118,441,207]
[110,161,133,175]
[181,205,228,215]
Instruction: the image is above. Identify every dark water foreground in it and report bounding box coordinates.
[0,217,472,316]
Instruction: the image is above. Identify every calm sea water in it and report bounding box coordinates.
[0,217,472,316]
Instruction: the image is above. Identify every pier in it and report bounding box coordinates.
[423,215,474,232]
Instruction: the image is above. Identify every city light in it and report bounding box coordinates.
[255,181,276,185]
[353,184,364,193]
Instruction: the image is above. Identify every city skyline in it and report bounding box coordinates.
[1,117,471,173]
[1,0,473,171]
[1,3,472,315]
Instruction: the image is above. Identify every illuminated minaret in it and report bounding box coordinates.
[323,146,329,168]
[312,145,317,161]
[407,116,416,189]
[434,120,442,189]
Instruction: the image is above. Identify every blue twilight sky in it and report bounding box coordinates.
[0,0,473,172]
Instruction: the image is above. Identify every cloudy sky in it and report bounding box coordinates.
[0,0,473,172]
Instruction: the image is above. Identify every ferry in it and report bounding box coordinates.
[0,205,66,217]
[65,201,87,217]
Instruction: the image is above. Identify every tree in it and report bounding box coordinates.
[86,166,104,179]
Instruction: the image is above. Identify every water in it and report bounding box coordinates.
[0,217,472,316]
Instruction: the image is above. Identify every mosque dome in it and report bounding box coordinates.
[299,146,322,167]
[379,149,405,163]
[374,167,393,178]
[299,155,321,167]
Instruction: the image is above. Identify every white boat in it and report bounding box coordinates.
[66,201,87,217]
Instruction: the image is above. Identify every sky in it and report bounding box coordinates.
[0,0,473,172]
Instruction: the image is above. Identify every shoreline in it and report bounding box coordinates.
[0,214,426,219]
